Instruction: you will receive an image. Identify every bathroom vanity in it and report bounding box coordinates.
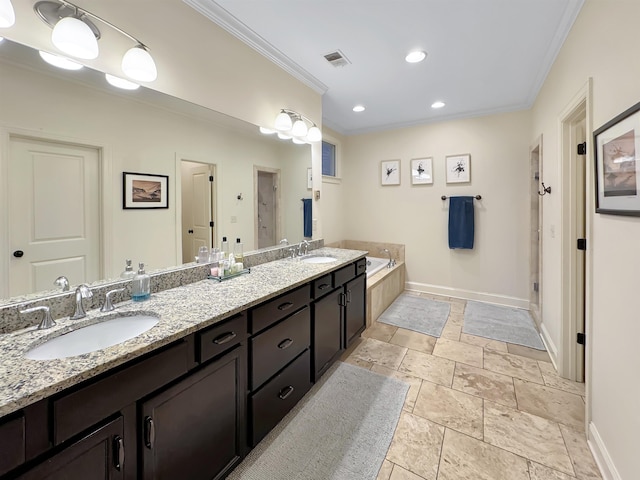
[0,248,366,480]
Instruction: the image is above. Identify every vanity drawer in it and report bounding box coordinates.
[355,258,367,276]
[311,274,333,299]
[250,284,310,334]
[251,306,310,389]
[333,263,356,287]
[250,349,312,446]
[53,340,190,445]
[197,312,247,364]
[0,413,25,476]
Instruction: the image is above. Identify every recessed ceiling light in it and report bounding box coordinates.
[105,73,140,90]
[405,50,427,63]
[39,50,84,70]
[353,105,365,112]
[431,101,446,109]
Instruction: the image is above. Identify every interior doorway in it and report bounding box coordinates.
[181,161,216,264]
[529,136,543,327]
[254,167,281,249]
[7,135,101,297]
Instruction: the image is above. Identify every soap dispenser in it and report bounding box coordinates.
[234,238,244,264]
[132,263,150,302]
[220,236,229,257]
[120,259,136,279]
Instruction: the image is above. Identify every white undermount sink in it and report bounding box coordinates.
[301,255,338,264]
[25,313,160,361]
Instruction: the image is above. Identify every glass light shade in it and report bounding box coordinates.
[291,118,308,137]
[39,51,83,70]
[306,126,322,142]
[122,46,157,82]
[0,0,15,28]
[274,111,292,131]
[259,126,276,134]
[277,132,292,140]
[292,137,306,144]
[105,73,140,90]
[52,16,99,60]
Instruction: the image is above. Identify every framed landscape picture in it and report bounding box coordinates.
[446,154,471,183]
[123,172,169,209]
[381,159,400,186]
[594,100,640,215]
[411,157,433,185]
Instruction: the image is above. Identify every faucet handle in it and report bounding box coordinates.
[100,288,126,313]
[70,284,93,320]
[20,305,56,330]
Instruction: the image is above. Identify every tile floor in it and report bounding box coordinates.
[341,293,601,480]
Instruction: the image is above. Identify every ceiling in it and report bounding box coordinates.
[187,0,584,135]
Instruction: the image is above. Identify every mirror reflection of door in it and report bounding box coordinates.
[181,161,216,264]
[255,168,281,249]
[7,136,101,297]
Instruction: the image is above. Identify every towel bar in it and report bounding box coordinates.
[441,195,481,200]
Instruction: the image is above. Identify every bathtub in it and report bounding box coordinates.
[366,256,388,278]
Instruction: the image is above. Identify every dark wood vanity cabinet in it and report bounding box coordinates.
[312,287,344,381]
[344,273,366,347]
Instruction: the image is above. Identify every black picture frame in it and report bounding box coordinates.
[123,172,169,209]
[594,100,640,216]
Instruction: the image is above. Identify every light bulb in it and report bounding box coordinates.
[306,126,322,142]
[51,16,99,60]
[275,111,292,131]
[292,137,306,144]
[0,0,16,28]
[39,51,84,70]
[105,73,140,90]
[291,118,308,137]
[122,45,157,82]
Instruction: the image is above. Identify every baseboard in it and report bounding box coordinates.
[405,281,529,309]
[539,322,558,368]
[588,422,621,480]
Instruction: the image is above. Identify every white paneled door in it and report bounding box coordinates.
[8,136,101,296]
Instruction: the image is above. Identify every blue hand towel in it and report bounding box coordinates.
[302,198,312,238]
[448,196,474,249]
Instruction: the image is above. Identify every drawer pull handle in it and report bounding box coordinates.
[357,264,366,270]
[113,436,125,471]
[318,283,330,290]
[278,338,293,349]
[144,416,155,449]
[277,302,294,311]
[278,385,294,400]
[213,332,237,345]
[347,289,352,303]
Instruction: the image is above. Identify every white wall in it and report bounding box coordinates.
[1,61,310,280]
[341,111,532,306]
[531,1,640,478]
[320,128,347,245]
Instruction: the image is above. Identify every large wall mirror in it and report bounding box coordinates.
[0,39,312,302]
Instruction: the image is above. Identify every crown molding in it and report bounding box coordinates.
[184,0,328,95]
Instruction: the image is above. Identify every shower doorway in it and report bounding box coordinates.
[529,136,543,327]
[254,167,281,249]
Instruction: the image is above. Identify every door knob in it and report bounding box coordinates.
[13,250,24,258]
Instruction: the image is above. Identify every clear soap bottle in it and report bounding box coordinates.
[121,259,136,279]
[234,238,244,264]
[132,262,150,302]
[220,236,229,257]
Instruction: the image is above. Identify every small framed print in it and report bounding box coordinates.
[446,154,471,183]
[411,157,433,185]
[123,172,169,209]
[381,159,400,185]
[307,167,313,189]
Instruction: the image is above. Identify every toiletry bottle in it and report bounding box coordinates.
[132,263,151,302]
[220,236,229,257]
[234,238,244,264]
[121,259,136,279]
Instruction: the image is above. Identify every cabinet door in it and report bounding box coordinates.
[140,346,246,480]
[18,417,124,480]
[312,287,343,380]
[345,274,367,347]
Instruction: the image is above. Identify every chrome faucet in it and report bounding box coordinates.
[100,288,125,313]
[54,276,70,292]
[380,249,396,268]
[20,305,56,330]
[70,284,93,320]
[297,240,310,256]
[279,238,289,246]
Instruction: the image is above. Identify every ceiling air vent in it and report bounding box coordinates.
[323,50,351,68]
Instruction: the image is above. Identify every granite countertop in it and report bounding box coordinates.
[0,247,366,417]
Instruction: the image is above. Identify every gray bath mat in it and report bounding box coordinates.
[463,301,545,350]
[227,362,408,480]
[377,293,450,337]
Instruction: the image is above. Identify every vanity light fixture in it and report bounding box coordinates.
[0,0,15,28]
[105,73,140,90]
[259,126,276,135]
[431,101,446,109]
[39,50,84,70]
[405,50,426,63]
[352,105,365,112]
[272,109,322,143]
[34,0,157,81]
